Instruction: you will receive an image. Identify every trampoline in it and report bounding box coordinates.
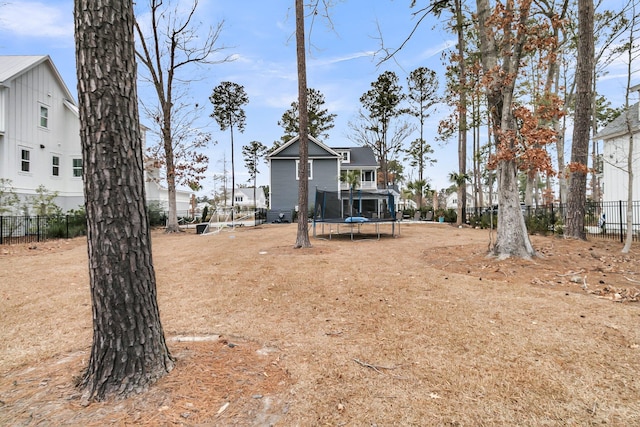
[312,188,399,240]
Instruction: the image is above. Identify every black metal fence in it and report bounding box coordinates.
[0,214,87,245]
[467,200,640,242]
[1,207,269,245]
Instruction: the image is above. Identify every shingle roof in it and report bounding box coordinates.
[333,146,378,167]
[594,103,640,140]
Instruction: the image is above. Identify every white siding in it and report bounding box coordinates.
[602,132,640,202]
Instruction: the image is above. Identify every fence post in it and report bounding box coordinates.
[618,201,624,243]
[66,215,69,239]
[0,216,3,245]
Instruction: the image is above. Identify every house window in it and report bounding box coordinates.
[362,170,374,182]
[40,105,49,128]
[72,158,83,177]
[235,195,243,203]
[295,159,313,180]
[52,155,60,176]
[21,149,31,172]
[340,151,350,163]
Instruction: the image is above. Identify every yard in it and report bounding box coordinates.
[1,223,639,426]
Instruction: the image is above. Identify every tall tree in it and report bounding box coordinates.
[74,0,173,401]
[475,0,536,258]
[565,0,594,239]
[448,171,471,223]
[134,0,227,233]
[294,0,312,248]
[621,5,638,254]
[406,66,439,207]
[428,0,470,225]
[353,71,411,188]
[278,88,337,142]
[242,140,268,210]
[210,81,249,225]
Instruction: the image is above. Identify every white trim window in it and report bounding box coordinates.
[235,195,244,203]
[339,151,350,163]
[52,155,60,176]
[72,158,83,177]
[295,159,313,180]
[39,105,49,128]
[20,148,31,172]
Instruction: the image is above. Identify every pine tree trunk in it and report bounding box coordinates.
[565,0,594,240]
[294,0,311,248]
[74,0,174,401]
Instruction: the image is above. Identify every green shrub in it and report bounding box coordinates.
[147,201,166,227]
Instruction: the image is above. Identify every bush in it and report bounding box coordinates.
[201,206,209,223]
[444,208,457,223]
[147,202,166,227]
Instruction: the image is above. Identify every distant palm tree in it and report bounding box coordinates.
[407,179,427,208]
[449,171,471,225]
[341,170,361,216]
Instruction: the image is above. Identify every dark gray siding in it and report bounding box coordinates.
[270,158,339,212]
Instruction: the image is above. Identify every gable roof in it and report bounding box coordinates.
[0,55,76,104]
[333,146,378,167]
[594,102,640,141]
[267,135,339,158]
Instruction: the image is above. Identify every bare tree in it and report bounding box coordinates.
[622,4,639,254]
[75,0,173,401]
[134,0,229,232]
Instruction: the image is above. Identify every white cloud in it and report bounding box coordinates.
[312,51,377,67]
[0,2,73,39]
[417,39,456,61]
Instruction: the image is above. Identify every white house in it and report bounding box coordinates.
[0,55,84,212]
[0,55,192,214]
[232,187,267,209]
[594,97,640,204]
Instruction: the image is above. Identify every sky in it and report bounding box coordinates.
[1,0,638,197]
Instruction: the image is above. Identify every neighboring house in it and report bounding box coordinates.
[231,187,267,210]
[144,158,193,214]
[446,184,495,211]
[0,55,83,212]
[0,55,192,214]
[594,99,640,204]
[267,136,398,221]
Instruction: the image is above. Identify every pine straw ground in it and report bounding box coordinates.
[1,223,639,426]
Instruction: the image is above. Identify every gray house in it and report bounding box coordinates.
[267,136,395,221]
[267,135,340,221]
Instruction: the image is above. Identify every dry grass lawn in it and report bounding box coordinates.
[1,223,639,426]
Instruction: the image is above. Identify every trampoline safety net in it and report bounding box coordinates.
[314,188,396,221]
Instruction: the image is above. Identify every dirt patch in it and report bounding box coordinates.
[1,223,639,426]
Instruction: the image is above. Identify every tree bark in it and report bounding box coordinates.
[565,0,594,240]
[74,0,174,401]
[295,0,311,248]
[455,0,467,226]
